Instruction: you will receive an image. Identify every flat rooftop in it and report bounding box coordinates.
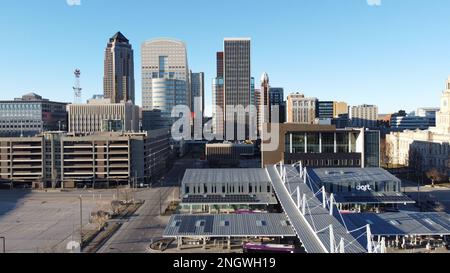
[182,169,271,185]
[343,212,450,236]
[163,213,296,238]
[309,168,401,184]
[181,194,278,205]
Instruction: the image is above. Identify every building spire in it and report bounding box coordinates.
[110,31,129,43]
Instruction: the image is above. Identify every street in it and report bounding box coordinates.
[402,179,450,213]
[97,158,199,253]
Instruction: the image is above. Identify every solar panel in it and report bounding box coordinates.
[182,194,260,204]
[204,216,214,233]
[178,215,197,233]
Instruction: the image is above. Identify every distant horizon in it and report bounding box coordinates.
[1,0,449,116]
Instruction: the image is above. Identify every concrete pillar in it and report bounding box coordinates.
[203,237,206,249]
[227,238,231,250]
[177,237,182,250]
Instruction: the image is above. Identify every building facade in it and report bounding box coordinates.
[141,38,190,129]
[417,107,440,126]
[0,130,171,187]
[213,52,225,136]
[190,71,205,115]
[0,93,68,137]
[68,99,139,133]
[103,32,135,104]
[269,87,286,123]
[262,123,380,168]
[318,101,334,119]
[351,104,378,128]
[390,115,432,131]
[287,93,318,124]
[223,38,251,138]
[334,102,349,118]
[258,73,271,135]
[386,77,450,178]
[206,143,255,167]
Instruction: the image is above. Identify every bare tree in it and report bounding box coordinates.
[426,168,448,187]
[90,211,109,231]
[381,139,392,169]
[409,146,423,179]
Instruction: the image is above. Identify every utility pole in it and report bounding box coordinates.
[1,237,5,253]
[79,195,83,248]
[159,178,164,216]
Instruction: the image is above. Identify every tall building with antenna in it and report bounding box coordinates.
[103,32,135,104]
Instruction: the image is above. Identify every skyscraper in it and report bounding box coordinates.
[190,71,205,115]
[213,52,225,136]
[190,71,205,139]
[259,73,270,134]
[103,32,135,104]
[223,38,251,139]
[269,87,286,123]
[141,39,190,129]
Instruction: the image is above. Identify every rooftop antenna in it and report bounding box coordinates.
[73,69,82,104]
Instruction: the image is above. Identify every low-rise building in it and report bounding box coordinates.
[206,143,255,167]
[351,104,378,129]
[386,77,450,178]
[287,93,318,124]
[390,115,432,131]
[417,107,440,126]
[0,130,171,188]
[180,168,278,213]
[0,93,68,137]
[307,167,414,212]
[262,123,380,168]
[68,98,139,133]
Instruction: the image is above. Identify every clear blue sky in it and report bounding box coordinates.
[1,0,450,115]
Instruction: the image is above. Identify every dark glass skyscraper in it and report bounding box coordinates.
[269,87,286,123]
[223,38,251,139]
[103,32,135,104]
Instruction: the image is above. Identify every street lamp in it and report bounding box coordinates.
[159,179,163,216]
[79,195,83,248]
[0,236,5,253]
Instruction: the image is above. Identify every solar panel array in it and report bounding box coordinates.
[164,213,296,238]
[309,167,401,185]
[342,212,450,237]
[182,194,259,204]
[334,194,415,204]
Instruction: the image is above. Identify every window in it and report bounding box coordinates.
[322,133,335,153]
[306,133,320,153]
[336,133,349,153]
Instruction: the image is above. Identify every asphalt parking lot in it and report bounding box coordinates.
[0,189,115,253]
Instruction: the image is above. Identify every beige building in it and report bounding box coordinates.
[68,98,139,134]
[386,77,450,177]
[287,93,318,124]
[351,104,378,128]
[334,101,349,117]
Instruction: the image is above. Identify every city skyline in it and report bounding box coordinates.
[2,0,450,116]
